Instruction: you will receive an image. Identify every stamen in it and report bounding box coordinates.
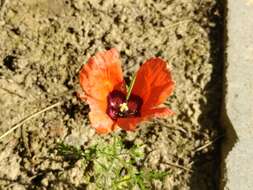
[119,102,129,112]
[107,90,143,120]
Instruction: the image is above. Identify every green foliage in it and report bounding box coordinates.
[56,136,169,190]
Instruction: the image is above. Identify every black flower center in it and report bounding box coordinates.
[107,90,143,120]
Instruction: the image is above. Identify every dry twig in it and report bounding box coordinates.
[0,101,62,141]
[164,161,193,173]
[0,86,25,99]
[195,135,223,152]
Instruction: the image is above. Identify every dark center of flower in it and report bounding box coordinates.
[106,90,143,120]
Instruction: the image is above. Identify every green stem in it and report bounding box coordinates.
[126,74,136,101]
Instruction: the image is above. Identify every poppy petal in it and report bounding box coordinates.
[117,117,142,131]
[76,91,87,101]
[79,48,125,112]
[89,110,115,134]
[117,107,174,131]
[132,58,174,110]
[142,107,175,117]
[88,100,116,134]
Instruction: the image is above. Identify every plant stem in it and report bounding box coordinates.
[126,74,136,101]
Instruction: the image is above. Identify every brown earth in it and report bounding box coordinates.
[0,0,223,189]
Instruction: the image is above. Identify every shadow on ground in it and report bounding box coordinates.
[189,1,237,189]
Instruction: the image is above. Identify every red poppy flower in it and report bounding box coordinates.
[79,48,175,134]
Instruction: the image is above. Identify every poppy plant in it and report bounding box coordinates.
[79,48,175,134]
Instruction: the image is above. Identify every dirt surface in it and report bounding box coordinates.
[0,0,223,189]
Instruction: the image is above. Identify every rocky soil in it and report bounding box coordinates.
[0,0,223,189]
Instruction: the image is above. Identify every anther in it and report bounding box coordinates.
[119,102,129,112]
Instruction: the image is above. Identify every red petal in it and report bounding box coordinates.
[89,111,116,134]
[117,107,174,131]
[88,99,116,134]
[142,107,175,118]
[117,117,142,131]
[79,48,125,134]
[132,58,175,110]
[79,48,125,112]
